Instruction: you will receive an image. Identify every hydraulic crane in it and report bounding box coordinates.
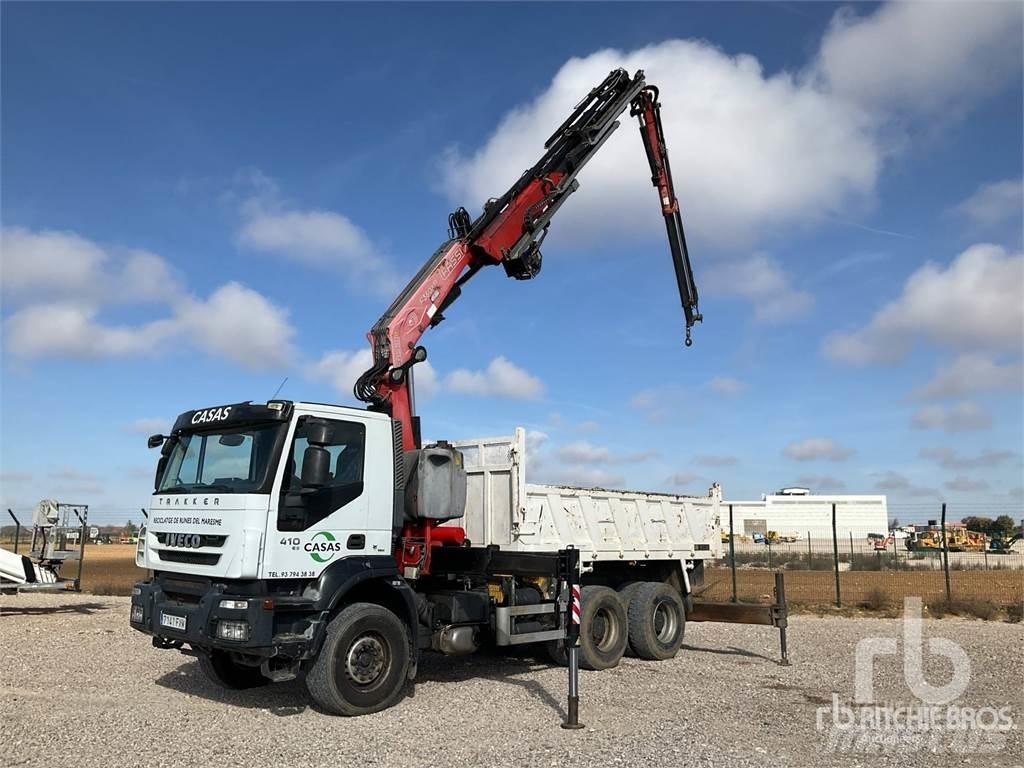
[354,68,701,452]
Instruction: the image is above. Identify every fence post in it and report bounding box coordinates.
[7,509,20,554]
[729,504,737,604]
[832,503,841,607]
[940,503,951,602]
[767,537,773,570]
[849,531,854,568]
[892,534,899,571]
[807,531,812,569]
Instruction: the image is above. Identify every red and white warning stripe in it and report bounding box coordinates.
[571,584,581,625]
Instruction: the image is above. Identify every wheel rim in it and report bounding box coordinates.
[653,599,679,644]
[344,632,390,688]
[590,606,620,652]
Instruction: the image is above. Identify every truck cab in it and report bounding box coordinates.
[130,399,575,716]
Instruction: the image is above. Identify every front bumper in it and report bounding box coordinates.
[129,577,316,661]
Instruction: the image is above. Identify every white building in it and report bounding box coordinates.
[722,488,889,539]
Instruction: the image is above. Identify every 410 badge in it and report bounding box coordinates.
[279,531,345,563]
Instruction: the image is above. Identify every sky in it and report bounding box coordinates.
[2,1,1022,526]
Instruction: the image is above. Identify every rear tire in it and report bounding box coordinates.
[305,602,411,716]
[198,651,268,689]
[546,585,628,670]
[627,582,686,660]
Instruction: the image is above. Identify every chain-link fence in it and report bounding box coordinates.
[701,502,1024,611]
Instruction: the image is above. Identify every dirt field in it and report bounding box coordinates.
[62,544,145,594]
[701,567,1024,607]
[2,592,1021,768]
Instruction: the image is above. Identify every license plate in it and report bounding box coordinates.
[160,612,187,631]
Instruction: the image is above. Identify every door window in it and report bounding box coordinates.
[279,418,366,531]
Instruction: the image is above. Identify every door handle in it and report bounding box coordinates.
[347,534,365,550]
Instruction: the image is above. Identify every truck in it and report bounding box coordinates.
[129,69,786,719]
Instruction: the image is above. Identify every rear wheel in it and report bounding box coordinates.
[546,585,628,670]
[305,602,411,716]
[198,651,268,689]
[627,582,686,660]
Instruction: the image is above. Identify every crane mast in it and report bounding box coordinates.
[354,68,701,451]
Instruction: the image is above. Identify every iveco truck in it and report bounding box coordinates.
[129,402,722,715]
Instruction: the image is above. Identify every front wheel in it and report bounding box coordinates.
[198,650,268,689]
[305,602,411,716]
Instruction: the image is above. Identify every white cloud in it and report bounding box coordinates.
[235,172,399,295]
[704,255,814,324]
[628,383,688,424]
[1,227,182,304]
[175,282,296,370]
[874,471,910,491]
[669,471,700,488]
[445,356,543,399]
[4,303,176,359]
[126,417,172,435]
[307,348,438,402]
[824,244,1024,364]
[442,40,879,249]
[815,2,1023,116]
[707,376,747,396]
[525,430,549,455]
[556,441,656,465]
[954,179,1024,230]
[694,455,738,467]
[782,437,855,462]
[2,227,295,370]
[913,355,1024,401]
[1,227,107,297]
[575,420,600,433]
[558,441,612,464]
[910,401,991,433]
[944,475,989,493]
[920,447,1016,470]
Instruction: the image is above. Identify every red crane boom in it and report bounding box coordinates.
[354,68,701,450]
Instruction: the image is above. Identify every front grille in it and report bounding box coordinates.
[157,550,221,566]
[154,532,227,547]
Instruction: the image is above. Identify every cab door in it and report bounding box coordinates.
[261,410,389,579]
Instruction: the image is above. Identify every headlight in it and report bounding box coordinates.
[131,605,144,624]
[218,599,248,610]
[217,620,250,641]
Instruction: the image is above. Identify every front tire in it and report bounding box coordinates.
[305,602,411,716]
[199,651,268,689]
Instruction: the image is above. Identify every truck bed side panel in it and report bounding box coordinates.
[449,429,721,562]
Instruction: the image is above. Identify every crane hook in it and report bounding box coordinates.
[685,327,693,347]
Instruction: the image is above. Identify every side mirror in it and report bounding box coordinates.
[301,445,331,489]
[303,418,332,446]
[148,434,165,449]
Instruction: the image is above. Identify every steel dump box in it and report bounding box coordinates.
[448,429,722,563]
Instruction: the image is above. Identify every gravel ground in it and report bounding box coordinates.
[2,593,1021,768]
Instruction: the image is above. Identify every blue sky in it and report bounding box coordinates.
[2,2,1022,525]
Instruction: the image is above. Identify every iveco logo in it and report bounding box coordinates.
[165,533,202,549]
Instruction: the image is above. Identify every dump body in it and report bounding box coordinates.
[450,428,722,563]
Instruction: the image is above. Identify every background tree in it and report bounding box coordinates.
[991,515,1016,541]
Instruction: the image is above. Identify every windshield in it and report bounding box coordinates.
[157,423,286,494]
